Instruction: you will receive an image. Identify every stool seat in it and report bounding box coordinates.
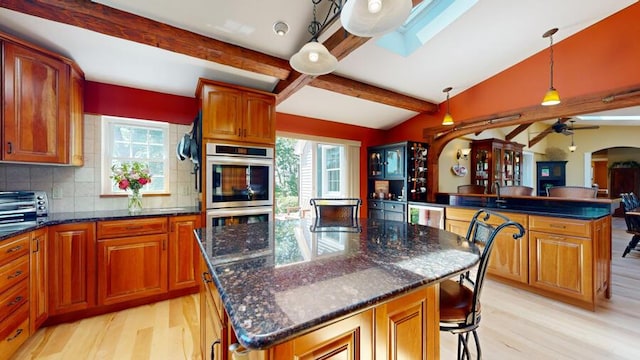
[439,280,478,323]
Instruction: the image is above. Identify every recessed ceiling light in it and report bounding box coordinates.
[273,21,289,36]
[576,115,640,121]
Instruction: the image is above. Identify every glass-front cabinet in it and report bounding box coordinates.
[471,138,524,193]
[368,144,405,179]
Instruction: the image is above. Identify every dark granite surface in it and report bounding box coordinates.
[195,218,480,350]
[436,193,616,219]
[0,207,200,241]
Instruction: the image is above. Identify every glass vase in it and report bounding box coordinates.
[128,189,143,213]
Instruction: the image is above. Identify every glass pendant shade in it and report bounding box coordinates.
[568,143,577,152]
[290,41,338,75]
[442,112,454,126]
[542,87,561,106]
[340,0,412,37]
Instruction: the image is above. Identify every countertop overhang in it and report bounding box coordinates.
[195,218,480,350]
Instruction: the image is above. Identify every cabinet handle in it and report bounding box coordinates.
[202,272,213,284]
[33,238,40,253]
[6,142,12,154]
[7,270,23,279]
[8,295,24,307]
[6,245,23,253]
[549,224,566,229]
[7,328,23,342]
[210,339,221,360]
[243,129,247,137]
[162,239,167,251]
[238,128,242,136]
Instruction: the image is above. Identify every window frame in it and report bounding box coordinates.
[101,116,170,196]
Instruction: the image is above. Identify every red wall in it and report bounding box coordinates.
[84,81,198,125]
[387,2,640,142]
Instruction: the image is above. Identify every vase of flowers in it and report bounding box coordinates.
[110,161,152,213]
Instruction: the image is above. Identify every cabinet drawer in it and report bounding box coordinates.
[529,215,591,238]
[0,256,29,293]
[384,202,405,213]
[0,234,29,265]
[0,302,29,358]
[369,201,383,209]
[97,217,168,239]
[0,279,28,323]
[445,208,478,222]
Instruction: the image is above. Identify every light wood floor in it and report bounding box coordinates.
[12,218,640,359]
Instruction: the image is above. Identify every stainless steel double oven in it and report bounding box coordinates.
[204,142,274,227]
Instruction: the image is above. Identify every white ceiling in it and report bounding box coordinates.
[0,0,637,129]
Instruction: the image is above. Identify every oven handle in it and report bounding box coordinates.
[206,207,273,218]
[206,156,273,167]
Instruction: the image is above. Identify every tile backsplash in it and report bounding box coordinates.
[0,114,199,213]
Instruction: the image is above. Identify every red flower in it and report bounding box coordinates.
[138,178,149,185]
[118,179,130,190]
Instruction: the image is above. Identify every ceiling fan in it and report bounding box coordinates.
[551,118,600,135]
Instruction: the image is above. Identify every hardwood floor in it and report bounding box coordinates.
[11,218,640,359]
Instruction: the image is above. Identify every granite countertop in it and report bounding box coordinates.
[0,206,200,240]
[195,218,480,350]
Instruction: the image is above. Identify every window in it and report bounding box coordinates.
[101,116,170,195]
[320,145,343,195]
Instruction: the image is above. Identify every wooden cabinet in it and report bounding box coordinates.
[197,78,275,145]
[200,263,228,360]
[97,218,168,306]
[0,233,30,359]
[536,161,567,196]
[471,138,523,193]
[48,222,96,315]
[446,208,529,283]
[367,141,429,219]
[30,228,48,333]
[1,32,84,165]
[169,215,200,291]
[374,286,439,360]
[609,167,640,198]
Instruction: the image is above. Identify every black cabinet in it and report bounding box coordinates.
[536,161,567,196]
[367,141,428,221]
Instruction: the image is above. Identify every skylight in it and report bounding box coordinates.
[376,0,478,57]
[576,115,640,121]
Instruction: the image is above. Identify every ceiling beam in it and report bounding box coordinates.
[3,0,436,113]
[0,0,292,80]
[527,118,569,148]
[506,123,532,141]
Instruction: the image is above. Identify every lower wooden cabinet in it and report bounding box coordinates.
[48,222,96,315]
[200,265,228,360]
[97,233,168,305]
[169,215,200,291]
[30,228,48,332]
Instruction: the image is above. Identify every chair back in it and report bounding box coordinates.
[546,186,597,198]
[309,198,362,231]
[457,184,486,194]
[463,209,525,326]
[499,186,534,196]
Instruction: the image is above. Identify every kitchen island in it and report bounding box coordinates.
[195,218,481,359]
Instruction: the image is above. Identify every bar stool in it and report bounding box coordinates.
[439,209,525,359]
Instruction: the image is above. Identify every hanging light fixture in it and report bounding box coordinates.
[340,0,412,37]
[568,120,577,152]
[541,28,561,106]
[289,1,338,75]
[442,87,454,126]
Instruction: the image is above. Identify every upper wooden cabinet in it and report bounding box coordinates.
[197,78,276,145]
[1,32,84,165]
[471,138,523,193]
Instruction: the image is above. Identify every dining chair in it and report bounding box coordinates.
[439,209,525,360]
[621,193,640,257]
[457,184,487,194]
[546,185,597,198]
[499,185,534,196]
[309,198,362,231]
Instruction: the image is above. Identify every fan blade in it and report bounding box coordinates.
[573,125,600,130]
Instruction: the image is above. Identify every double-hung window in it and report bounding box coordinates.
[101,116,170,195]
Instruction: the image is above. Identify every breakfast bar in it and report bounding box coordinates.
[195,218,480,358]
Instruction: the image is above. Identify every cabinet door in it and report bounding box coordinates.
[384,146,405,178]
[375,286,438,360]
[169,215,200,291]
[244,92,275,144]
[201,83,243,141]
[97,234,168,305]
[2,42,69,163]
[69,66,84,166]
[30,228,48,333]
[48,222,96,315]
[200,267,227,360]
[529,230,593,302]
[270,309,374,359]
[445,219,469,237]
[486,213,528,284]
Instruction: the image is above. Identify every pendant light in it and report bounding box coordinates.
[442,87,454,126]
[340,0,413,37]
[568,120,577,152]
[290,1,338,75]
[541,28,560,106]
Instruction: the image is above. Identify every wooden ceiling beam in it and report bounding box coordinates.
[506,123,532,141]
[527,118,569,148]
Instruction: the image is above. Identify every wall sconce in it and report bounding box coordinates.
[541,28,561,106]
[457,148,471,160]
